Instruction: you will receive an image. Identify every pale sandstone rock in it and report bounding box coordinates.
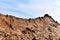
[0,14,59,40]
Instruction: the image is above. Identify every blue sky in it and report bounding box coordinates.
[0,0,60,23]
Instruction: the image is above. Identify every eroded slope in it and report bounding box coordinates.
[0,14,59,40]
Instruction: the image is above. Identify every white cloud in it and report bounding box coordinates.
[17,0,60,23]
[17,0,53,17]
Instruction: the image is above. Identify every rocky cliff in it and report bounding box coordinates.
[0,14,60,40]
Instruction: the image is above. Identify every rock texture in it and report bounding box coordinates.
[0,14,60,40]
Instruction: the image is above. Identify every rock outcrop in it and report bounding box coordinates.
[0,14,60,40]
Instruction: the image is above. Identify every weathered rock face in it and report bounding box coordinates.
[0,14,60,40]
